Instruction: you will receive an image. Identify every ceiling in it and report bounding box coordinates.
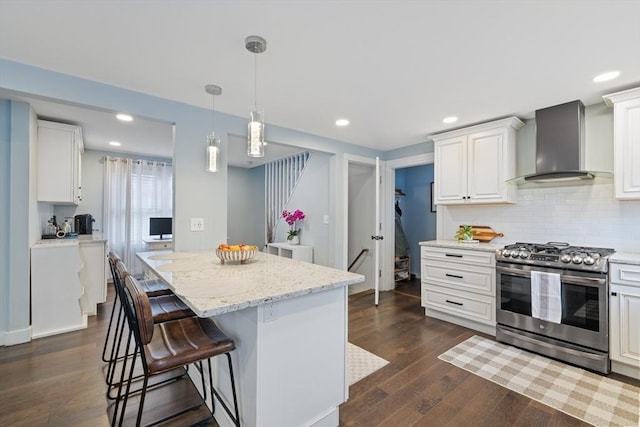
[1,1,639,157]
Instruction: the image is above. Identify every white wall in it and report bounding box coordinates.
[273,152,333,267]
[440,179,640,251]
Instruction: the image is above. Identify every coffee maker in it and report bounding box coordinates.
[74,214,94,235]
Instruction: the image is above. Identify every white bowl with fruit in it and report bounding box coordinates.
[216,243,258,264]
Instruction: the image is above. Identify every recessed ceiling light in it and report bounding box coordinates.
[335,119,349,127]
[593,71,620,83]
[442,116,458,124]
[116,113,133,122]
[109,141,121,147]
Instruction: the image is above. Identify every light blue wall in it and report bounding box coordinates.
[0,58,385,342]
[384,141,433,160]
[0,100,33,345]
[395,164,435,278]
[227,166,266,249]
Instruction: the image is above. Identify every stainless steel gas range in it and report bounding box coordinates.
[495,242,615,374]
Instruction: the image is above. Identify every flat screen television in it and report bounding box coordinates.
[149,217,172,240]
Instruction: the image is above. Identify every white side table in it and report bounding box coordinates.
[144,238,173,251]
[265,242,313,263]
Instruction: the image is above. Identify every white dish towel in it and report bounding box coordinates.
[531,271,562,324]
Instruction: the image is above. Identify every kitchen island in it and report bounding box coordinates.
[137,250,364,427]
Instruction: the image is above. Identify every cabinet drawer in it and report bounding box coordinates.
[422,286,495,324]
[610,263,640,287]
[422,260,495,295]
[421,246,495,267]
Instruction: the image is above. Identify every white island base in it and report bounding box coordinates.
[195,286,348,427]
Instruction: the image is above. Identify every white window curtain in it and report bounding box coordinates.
[103,157,172,276]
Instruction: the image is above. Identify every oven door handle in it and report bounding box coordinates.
[497,266,606,286]
[498,327,606,360]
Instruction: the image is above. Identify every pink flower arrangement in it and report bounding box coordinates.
[282,209,305,240]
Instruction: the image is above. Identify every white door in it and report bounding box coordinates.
[345,155,383,303]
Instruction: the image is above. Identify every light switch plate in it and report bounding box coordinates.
[190,218,204,231]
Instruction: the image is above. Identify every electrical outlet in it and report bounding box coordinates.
[190,218,204,231]
[323,214,330,224]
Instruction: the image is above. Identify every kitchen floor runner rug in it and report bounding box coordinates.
[348,343,389,386]
[438,336,639,427]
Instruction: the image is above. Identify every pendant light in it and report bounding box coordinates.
[205,84,222,172]
[245,35,267,158]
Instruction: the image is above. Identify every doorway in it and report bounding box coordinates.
[384,153,436,298]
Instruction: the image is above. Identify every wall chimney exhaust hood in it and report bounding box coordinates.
[519,100,611,183]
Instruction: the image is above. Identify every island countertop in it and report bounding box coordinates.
[137,250,365,317]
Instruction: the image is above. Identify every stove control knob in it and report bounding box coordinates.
[572,255,583,264]
[511,252,520,258]
[560,254,572,263]
[519,251,529,259]
[584,256,595,265]
[502,250,511,257]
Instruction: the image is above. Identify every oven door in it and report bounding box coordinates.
[496,262,608,352]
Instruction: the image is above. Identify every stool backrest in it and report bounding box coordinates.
[124,275,154,345]
[107,251,121,284]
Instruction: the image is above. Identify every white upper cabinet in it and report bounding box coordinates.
[433,117,523,205]
[603,87,640,200]
[37,120,84,205]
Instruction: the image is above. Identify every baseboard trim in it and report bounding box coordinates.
[2,326,32,346]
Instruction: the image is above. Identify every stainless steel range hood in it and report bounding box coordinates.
[523,100,597,182]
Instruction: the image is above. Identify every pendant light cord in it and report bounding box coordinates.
[254,53,258,108]
[212,93,215,131]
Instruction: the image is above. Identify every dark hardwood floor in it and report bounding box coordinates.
[0,283,636,426]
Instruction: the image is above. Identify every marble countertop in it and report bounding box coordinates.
[419,239,502,253]
[35,233,107,246]
[137,250,365,317]
[610,252,640,266]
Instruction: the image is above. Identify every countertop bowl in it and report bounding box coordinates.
[216,248,257,264]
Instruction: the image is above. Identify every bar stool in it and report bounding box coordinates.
[112,275,241,427]
[103,255,194,394]
[102,253,175,363]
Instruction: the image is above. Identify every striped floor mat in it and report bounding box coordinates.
[438,336,639,427]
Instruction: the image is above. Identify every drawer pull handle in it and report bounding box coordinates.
[445,273,463,279]
[611,292,617,297]
[445,253,463,258]
[445,299,463,306]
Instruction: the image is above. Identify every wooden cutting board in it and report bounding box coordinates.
[460,225,504,242]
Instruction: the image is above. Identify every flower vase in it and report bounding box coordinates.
[289,236,299,245]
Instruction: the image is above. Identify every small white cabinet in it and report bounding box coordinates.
[420,244,496,335]
[144,238,173,251]
[609,261,640,379]
[265,242,313,263]
[37,120,84,204]
[432,117,523,205]
[603,87,640,200]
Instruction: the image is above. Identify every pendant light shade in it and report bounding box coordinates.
[205,84,222,172]
[246,35,267,158]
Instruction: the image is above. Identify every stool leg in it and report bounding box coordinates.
[207,355,241,427]
[226,353,241,427]
[101,290,120,362]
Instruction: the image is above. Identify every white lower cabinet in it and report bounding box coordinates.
[78,240,107,315]
[421,244,496,335]
[609,261,640,379]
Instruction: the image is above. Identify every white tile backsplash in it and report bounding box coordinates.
[440,179,640,252]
